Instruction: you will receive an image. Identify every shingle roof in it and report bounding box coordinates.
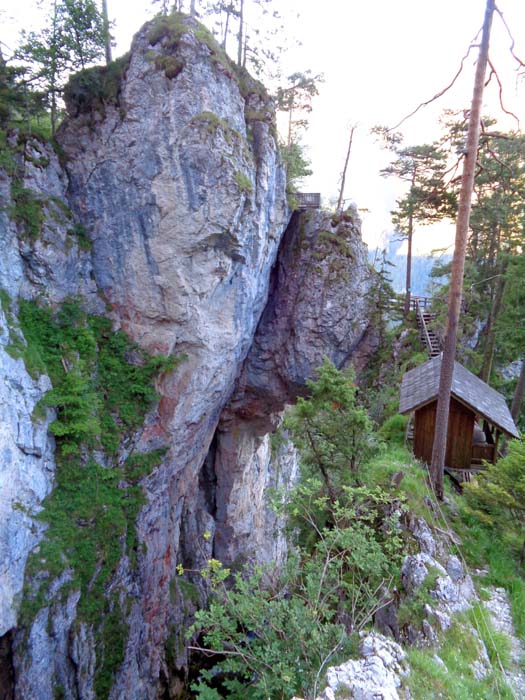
[399,355,520,439]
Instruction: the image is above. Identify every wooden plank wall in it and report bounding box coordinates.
[414,398,474,470]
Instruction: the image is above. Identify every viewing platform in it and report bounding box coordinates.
[294,192,321,210]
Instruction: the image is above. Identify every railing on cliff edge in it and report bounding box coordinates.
[295,192,321,210]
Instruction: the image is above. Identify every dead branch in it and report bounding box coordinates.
[487,56,520,126]
[389,42,479,131]
[495,5,525,69]
[479,131,515,139]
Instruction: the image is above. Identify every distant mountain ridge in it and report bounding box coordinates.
[369,233,451,298]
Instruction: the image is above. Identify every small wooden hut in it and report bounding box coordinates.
[399,356,519,476]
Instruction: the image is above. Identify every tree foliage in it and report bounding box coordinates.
[424,119,525,425]
[284,359,375,501]
[189,482,403,700]
[16,0,106,133]
[464,439,525,565]
[201,0,284,77]
[373,126,454,317]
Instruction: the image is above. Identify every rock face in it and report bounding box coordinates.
[395,516,478,648]
[212,208,377,565]
[0,134,95,647]
[315,633,410,700]
[0,308,55,637]
[0,14,378,700]
[224,208,377,422]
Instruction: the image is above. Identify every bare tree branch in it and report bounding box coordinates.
[390,42,479,131]
[495,5,525,69]
[487,56,520,126]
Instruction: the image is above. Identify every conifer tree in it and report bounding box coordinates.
[373,127,453,319]
[17,0,105,134]
[430,0,495,499]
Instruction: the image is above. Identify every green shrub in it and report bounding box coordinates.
[40,360,101,455]
[10,181,45,239]
[397,568,441,628]
[234,171,252,194]
[64,53,131,116]
[154,54,184,79]
[284,359,376,499]
[189,482,402,700]
[444,446,525,644]
[188,364,402,700]
[67,222,92,250]
[378,413,408,445]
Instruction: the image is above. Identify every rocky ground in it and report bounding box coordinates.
[485,586,525,698]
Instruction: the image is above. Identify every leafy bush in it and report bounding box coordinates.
[10,181,45,239]
[378,413,408,446]
[284,359,376,501]
[189,483,403,700]
[464,439,525,566]
[187,363,403,700]
[407,618,514,700]
[63,53,131,117]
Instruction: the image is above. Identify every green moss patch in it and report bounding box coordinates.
[234,171,252,194]
[64,53,131,117]
[17,298,181,695]
[148,12,189,49]
[10,181,45,239]
[312,230,354,261]
[154,54,185,79]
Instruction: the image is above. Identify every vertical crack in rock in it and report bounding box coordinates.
[0,631,14,700]
[210,207,379,568]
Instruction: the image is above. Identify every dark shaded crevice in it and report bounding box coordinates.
[199,431,218,519]
[0,631,14,700]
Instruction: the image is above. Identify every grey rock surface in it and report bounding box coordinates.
[316,633,410,700]
[485,586,525,698]
[399,524,478,649]
[224,207,378,423]
[12,14,289,698]
[210,208,377,568]
[213,428,298,567]
[2,15,380,700]
[0,303,55,637]
[2,139,99,307]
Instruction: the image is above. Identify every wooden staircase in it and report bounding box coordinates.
[415,299,442,358]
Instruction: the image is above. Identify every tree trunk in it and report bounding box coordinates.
[336,125,355,214]
[237,0,244,67]
[511,357,525,423]
[404,213,413,319]
[190,0,196,17]
[479,265,506,383]
[404,169,416,320]
[102,0,112,64]
[222,6,230,49]
[50,0,58,136]
[429,0,495,500]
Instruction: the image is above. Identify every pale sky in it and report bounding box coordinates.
[3,0,525,254]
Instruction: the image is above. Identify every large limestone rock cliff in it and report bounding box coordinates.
[0,14,378,700]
